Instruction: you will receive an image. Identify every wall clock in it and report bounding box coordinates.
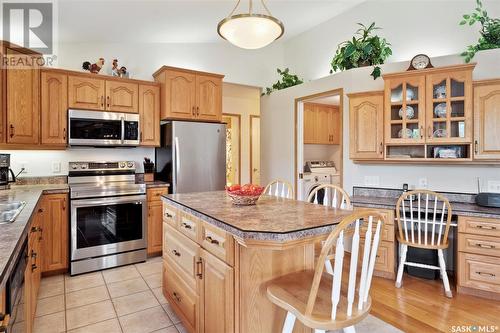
[407,54,433,70]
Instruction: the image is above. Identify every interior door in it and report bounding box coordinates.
[222,114,241,185]
[250,115,261,185]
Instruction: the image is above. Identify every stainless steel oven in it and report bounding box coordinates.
[68,109,140,147]
[5,240,28,332]
[69,161,147,275]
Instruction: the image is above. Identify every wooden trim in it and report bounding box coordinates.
[457,285,500,301]
[222,113,242,185]
[40,67,159,86]
[347,90,384,98]
[249,115,260,184]
[153,65,225,79]
[294,88,344,199]
[382,63,477,79]
[1,40,43,55]
[473,78,500,87]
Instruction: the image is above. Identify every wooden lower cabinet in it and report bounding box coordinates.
[41,194,68,273]
[147,187,169,255]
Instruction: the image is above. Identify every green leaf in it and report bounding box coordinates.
[344,44,357,58]
[463,14,470,19]
[460,20,467,25]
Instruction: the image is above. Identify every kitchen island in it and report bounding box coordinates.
[161,191,354,333]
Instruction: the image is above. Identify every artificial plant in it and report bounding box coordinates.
[460,0,500,62]
[330,22,392,79]
[263,68,304,96]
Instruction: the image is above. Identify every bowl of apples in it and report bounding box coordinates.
[226,184,265,206]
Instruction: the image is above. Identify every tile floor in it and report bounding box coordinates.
[26,256,187,333]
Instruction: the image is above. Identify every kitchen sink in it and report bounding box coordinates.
[0,201,26,224]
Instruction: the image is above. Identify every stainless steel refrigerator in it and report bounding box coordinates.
[155,121,226,193]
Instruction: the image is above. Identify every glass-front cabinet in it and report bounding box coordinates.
[384,75,426,144]
[425,69,473,143]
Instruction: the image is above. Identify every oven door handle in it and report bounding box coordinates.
[174,136,180,191]
[71,195,146,208]
[121,116,125,144]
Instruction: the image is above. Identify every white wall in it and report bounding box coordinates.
[56,41,284,88]
[2,148,154,177]
[261,49,500,195]
[284,0,500,81]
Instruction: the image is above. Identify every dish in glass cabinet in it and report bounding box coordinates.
[434,85,446,99]
[398,128,413,138]
[433,128,447,138]
[434,103,447,118]
[398,105,415,119]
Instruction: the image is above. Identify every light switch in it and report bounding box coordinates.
[52,161,61,173]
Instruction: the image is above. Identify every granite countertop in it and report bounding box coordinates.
[163,191,353,241]
[0,184,68,289]
[352,194,500,219]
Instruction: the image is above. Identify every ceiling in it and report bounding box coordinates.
[57,0,365,44]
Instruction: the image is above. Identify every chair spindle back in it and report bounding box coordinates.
[307,184,351,209]
[264,179,294,199]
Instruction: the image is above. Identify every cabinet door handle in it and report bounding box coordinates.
[205,236,220,246]
[379,142,383,154]
[172,249,181,257]
[474,140,479,154]
[428,126,432,138]
[31,264,37,271]
[196,106,200,116]
[106,96,110,108]
[476,271,496,277]
[192,106,195,116]
[196,258,203,279]
[181,222,192,230]
[9,125,14,138]
[63,128,67,141]
[101,96,104,107]
[31,250,37,259]
[420,126,424,139]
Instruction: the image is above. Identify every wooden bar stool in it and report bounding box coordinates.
[264,179,294,199]
[394,190,453,298]
[266,210,387,333]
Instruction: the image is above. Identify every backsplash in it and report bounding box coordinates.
[1,147,155,177]
[353,186,477,204]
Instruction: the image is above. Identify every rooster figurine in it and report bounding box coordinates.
[82,58,105,74]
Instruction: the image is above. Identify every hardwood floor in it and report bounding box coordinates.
[370,275,500,333]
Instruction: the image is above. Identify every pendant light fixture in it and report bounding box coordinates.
[217,0,284,50]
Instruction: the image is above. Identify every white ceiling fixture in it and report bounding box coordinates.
[217,0,284,50]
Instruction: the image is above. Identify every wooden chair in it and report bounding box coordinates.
[307,184,351,209]
[264,179,294,199]
[266,210,386,333]
[307,184,352,275]
[394,190,453,298]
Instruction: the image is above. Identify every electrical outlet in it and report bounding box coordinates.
[52,162,61,173]
[364,176,380,186]
[487,180,500,193]
[20,162,27,174]
[418,178,428,189]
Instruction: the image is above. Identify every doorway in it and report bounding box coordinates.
[250,115,261,185]
[295,89,344,200]
[222,113,241,186]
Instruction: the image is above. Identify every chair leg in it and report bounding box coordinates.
[395,244,407,288]
[343,326,356,333]
[325,259,334,275]
[282,312,296,333]
[438,249,452,298]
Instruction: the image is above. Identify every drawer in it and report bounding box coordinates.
[163,224,199,287]
[458,216,500,237]
[147,187,168,202]
[360,223,394,242]
[458,233,500,258]
[179,212,199,241]
[458,252,500,293]
[200,222,234,266]
[163,203,178,228]
[163,260,199,332]
[354,207,394,225]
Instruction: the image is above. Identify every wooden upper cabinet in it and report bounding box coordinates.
[384,74,426,144]
[473,80,500,159]
[425,68,473,143]
[41,194,68,273]
[154,66,224,122]
[196,74,222,121]
[105,80,138,113]
[349,91,384,160]
[68,75,105,110]
[5,48,40,144]
[304,103,340,145]
[139,84,160,146]
[41,70,68,145]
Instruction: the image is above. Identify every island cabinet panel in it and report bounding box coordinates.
[68,75,105,110]
[41,70,68,145]
[348,92,384,160]
[473,80,500,159]
[41,194,68,273]
[105,80,138,113]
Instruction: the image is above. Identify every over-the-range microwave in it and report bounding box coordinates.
[68,109,140,147]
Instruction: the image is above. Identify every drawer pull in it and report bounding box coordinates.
[165,213,173,218]
[172,292,181,302]
[476,225,497,230]
[196,258,203,279]
[476,271,496,278]
[31,250,37,259]
[181,222,193,230]
[172,249,181,257]
[31,264,37,271]
[474,243,496,249]
[205,236,220,246]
